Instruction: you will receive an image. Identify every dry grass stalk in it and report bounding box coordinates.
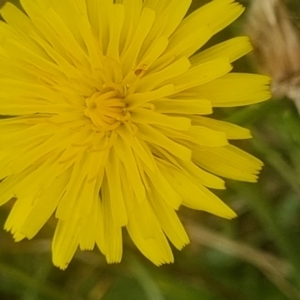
[246,0,300,112]
[186,221,300,300]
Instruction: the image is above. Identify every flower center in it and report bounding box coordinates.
[84,90,129,131]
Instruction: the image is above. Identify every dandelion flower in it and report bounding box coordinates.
[0,0,270,269]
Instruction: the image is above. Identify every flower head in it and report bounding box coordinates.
[0,0,270,269]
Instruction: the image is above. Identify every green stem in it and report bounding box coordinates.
[241,184,300,288]
[252,134,300,198]
[127,256,165,300]
[223,101,278,126]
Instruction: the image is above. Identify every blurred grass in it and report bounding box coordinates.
[1,0,300,299]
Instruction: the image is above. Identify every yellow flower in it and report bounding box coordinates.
[0,0,270,269]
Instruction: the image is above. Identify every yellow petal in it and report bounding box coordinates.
[191,36,252,65]
[187,73,271,107]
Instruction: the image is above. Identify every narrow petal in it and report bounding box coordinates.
[150,189,190,250]
[105,146,128,227]
[186,73,271,107]
[193,145,263,182]
[190,36,253,65]
[190,116,252,139]
[52,219,79,270]
[101,184,123,263]
[171,57,232,92]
